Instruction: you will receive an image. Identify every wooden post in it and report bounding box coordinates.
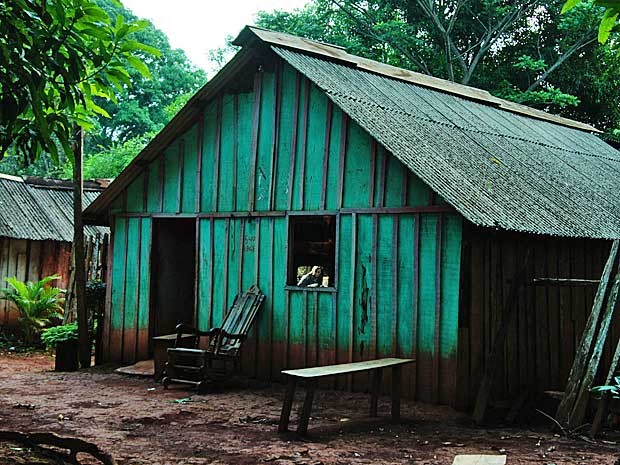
[391,365,402,422]
[556,240,619,427]
[297,379,316,435]
[278,376,297,433]
[72,125,89,368]
[569,261,620,429]
[370,368,383,417]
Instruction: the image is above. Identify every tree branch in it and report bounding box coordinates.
[526,31,598,91]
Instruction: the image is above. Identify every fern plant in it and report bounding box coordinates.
[0,274,65,344]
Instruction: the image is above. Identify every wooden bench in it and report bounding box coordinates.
[278,357,415,435]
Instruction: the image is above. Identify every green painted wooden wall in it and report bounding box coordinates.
[103,60,462,405]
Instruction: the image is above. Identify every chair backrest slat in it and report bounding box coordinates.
[209,285,265,355]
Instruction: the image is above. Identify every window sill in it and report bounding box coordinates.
[284,285,337,293]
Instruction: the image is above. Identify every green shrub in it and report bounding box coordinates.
[0,275,64,344]
[40,323,78,349]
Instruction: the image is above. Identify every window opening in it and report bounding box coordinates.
[287,215,336,288]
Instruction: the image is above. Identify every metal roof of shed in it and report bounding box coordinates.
[84,26,620,239]
[272,47,620,239]
[0,174,106,242]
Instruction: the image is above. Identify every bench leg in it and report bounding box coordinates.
[391,365,402,422]
[278,377,297,433]
[297,379,316,436]
[370,368,383,417]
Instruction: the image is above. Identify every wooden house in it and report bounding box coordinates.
[84,27,620,408]
[0,174,109,327]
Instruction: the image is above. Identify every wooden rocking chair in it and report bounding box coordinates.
[161,285,265,390]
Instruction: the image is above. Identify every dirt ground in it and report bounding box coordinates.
[0,353,618,464]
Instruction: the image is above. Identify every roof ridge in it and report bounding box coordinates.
[235,26,600,133]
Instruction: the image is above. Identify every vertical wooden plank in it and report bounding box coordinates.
[102,221,115,361]
[142,167,149,212]
[177,139,184,214]
[287,73,301,210]
[137,218,152,360]
[233,95,239,211]
[133,218,142,358]
[378,143,387,208]
[208,217,214,328]
[222,218,230,318]
[433,214,443,404]
[195,113,204,212]
[320,100,333,210]
[368,139,376,208]
[269,218,275,377]
[348,213,357,389]
[337,114,348,209]
[194,218,200,328]
[212,97,223,212]
[371,214,378,359]
[298,78,310,210]
[158,156,164,212]
[181,126,197,213]
[122,218,139,363]
[248,72,263,211]
[392,216,399,356]
[197,218,212,332]
[269,63,281,210]
[110,218,129,361]
[412,213,420,399]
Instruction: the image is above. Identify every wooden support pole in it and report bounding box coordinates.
[297,379,316,435]
[391,365,402,422]
[556,240,619,427]
[278,376,297,433]
[370,368,383,417]
[568,260,620,429]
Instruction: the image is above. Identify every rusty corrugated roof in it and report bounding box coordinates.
[0,174,107,242]
[273,47,620,239]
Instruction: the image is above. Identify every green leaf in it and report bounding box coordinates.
[561,0,581,13]
[125,56,152,79]
[599,9,619,42]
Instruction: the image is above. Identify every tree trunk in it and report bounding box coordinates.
[72,125,90,368]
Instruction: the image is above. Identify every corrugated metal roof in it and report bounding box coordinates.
[274,47,620,239]
[0,175,107,242]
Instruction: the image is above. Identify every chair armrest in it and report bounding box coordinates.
[174,323,199,347]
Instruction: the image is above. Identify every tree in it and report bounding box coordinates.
[252,0,620,134]
[0,0,157,367]
[563,0,620,42]
[87,0,207,152]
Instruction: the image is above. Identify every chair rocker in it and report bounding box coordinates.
[161,285,265,390]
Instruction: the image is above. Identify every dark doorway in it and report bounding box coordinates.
[150,218,196,341]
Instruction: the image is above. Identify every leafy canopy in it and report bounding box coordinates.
[0,0,160,164]
[252,0,619,135]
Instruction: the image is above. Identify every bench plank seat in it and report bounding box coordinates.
[282,358,412,378]
[278,358,415,435]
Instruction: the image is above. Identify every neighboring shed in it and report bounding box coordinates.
[0,174,108,327]
[84,27,620,408]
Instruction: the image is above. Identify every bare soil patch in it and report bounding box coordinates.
[0,353,618,464]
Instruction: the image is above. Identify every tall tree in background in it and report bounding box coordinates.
[0,0,206,180]
[87,0,207,153]
[0,0,157,367]
[253,0,619,136]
